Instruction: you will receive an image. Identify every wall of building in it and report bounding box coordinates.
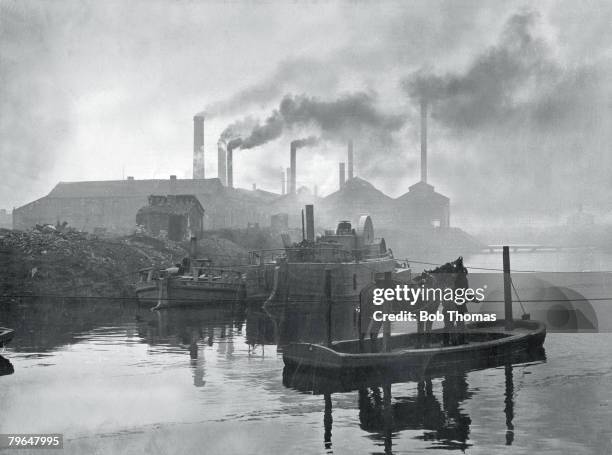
[13,196,147,233]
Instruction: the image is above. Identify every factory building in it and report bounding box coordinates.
[136,194,204,241]
[13,104,453,236]
[318,177,395,229]
[395,99,450,229]
[12,177,273,234]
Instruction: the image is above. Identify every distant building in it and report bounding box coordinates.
[136,194,204,241]
[12,176,275,234]
[319,177,395,229]
[395,181,450,229]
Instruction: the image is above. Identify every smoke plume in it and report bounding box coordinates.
[290,136,319,149]
[402,11,557,130]
[222,92,405,151]
[196,57,340,118]
[226,137,243,152]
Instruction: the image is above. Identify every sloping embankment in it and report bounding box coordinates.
[0,228,187,299]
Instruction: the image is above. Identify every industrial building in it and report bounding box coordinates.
[12,102,453,238]
[136,194,204,241]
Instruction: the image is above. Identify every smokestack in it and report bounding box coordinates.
[193,115,205,179]
[226,138,242,189]
[217,140,227,186]
[281,168,286,195]
[169,175,177,195]
[420,99,427,183]
[190,236,198,259]
[290,142,297,195]
[227,148,233,189]
[252,183,257,191]
[339,162,346,189]
[305,204,314,242]
[347,140,354,180]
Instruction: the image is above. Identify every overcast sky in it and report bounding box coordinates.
[1,0,611,226]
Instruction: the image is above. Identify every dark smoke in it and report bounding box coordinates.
[240,111,284,149]
[290,136,319,149]
[223,92,405,151]
[280,93,405,134]
[400,10,612,217]
[402,11,556,130]
[197,57,339,118]
[227,137,243,152]
[220,116,258,142]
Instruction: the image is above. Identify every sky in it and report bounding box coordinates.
[1,0,611,227]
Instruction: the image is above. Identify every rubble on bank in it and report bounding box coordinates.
[0,224,277,300]
[0,226,188,299]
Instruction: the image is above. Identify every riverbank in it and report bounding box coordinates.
[0,227,189,299]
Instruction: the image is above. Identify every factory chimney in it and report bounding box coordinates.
[347,140,354,180]
[169,175,177,195]
[290,142,297,195]
[217,140,227,186]
[281,168,286,195]
[420,99,428,183]
[339,162,346,189]
[305,204,314,242]
[227,148,233,189]
[226,138,242,189]
[193,115,205,179]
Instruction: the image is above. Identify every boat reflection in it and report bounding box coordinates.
[0,355,14,377]
[285,348,546,453]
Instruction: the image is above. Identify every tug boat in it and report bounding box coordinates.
[136,258,246,309]
[283,319,546,372]
[0,327,14,347]
[134,267,161,302]
[264,206,396,307]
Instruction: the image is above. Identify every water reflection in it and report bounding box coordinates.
[0,297,144,352]
[285,349,546,453]
[0,354,14,376]
[3,296,612,453]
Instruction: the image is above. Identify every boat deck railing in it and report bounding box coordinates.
[248,246,392,265]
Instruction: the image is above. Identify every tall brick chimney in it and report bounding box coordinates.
[169,175,177,195]
[420,99,427,183]
[227,148,233,189]
[193,115,205,179]
[290,142,297,195]
[305,204,314,242]
[347,140,354,180]
[281,168,286,195]
[217,140,227,186]
[339,162,346,189]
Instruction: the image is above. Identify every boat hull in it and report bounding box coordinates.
[0,327,15,347]
[154,278,245,309]
[134,283,159,303]
[283,319,546,373]
[265,258,396,306]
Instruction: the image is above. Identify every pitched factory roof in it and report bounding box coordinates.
[47,178,225,198]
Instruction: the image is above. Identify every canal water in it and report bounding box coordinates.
[1,250,612,454]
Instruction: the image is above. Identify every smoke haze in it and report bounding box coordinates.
[1,0,611,229]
